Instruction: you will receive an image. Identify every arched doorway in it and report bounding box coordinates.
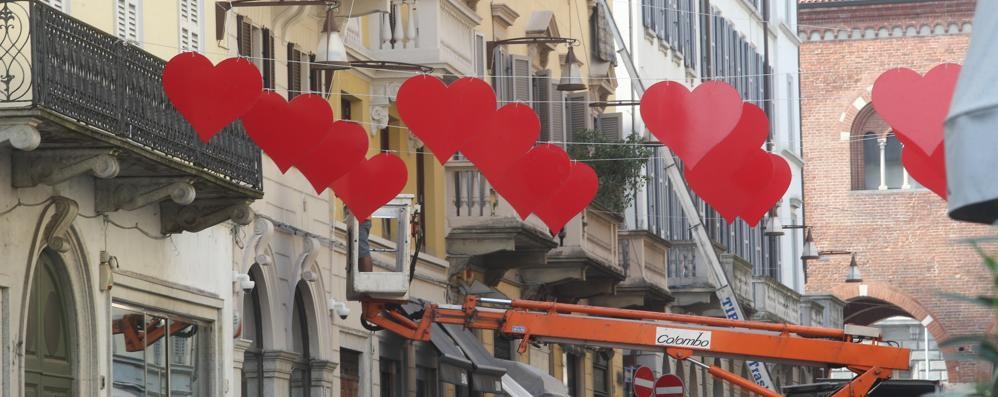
[24,251,75,396]
[290,281,314,397]
[242,265,266,397]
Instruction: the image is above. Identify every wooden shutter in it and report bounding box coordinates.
[549,83,566,145]
[287,44,302,99]
[533,72,551,141]
[654,0,666,40]
[565,92,591,144]
[595,112,623,142]
[474,33,486,78]
[510,55,532,104]
[41,0,66,11]
[237,16,252,57]
[116,0,139,43]
[668,0,678,48]
[262,28,275,89]
[642,0,652,29]
[179,0,200,51]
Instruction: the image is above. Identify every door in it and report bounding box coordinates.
[24,252,75,396]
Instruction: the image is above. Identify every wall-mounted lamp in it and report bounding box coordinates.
[764,210,784,237]
[846,254,862,283]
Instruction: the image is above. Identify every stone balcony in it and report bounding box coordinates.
[444,161,556,286]
[801,294,846,329]
[667,241,755,315]
[589,229,673,311]
[528,205,626,301]
[343,0,482,76]
[750,276,802,324]
[0,1,262,233]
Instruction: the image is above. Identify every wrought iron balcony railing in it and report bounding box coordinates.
[0,0,263,191]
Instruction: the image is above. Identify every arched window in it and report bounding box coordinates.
[852,105,912,190]
[242,267,265,397]
[290,282,313,397]
[25,251,75,394]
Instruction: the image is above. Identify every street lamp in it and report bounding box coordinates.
[846,254,862,283]
[486,36,585,92]
[801,228,820,260]
[764,209,784,237]
[313,7,350,71]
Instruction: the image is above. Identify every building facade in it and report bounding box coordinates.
[798,0,994,386]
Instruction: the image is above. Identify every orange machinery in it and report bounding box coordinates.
[362,296,911,397]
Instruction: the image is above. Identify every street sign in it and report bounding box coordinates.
[655,374,685,397]
[632,366,655,397]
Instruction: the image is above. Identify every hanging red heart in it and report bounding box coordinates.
[491,144,572,220]
[640,80,744,169]
[396,76,497,164]
[895,133,947,199]
[738,153,792,226]
[871,63,961,156]
[295,120,370,194]
[163,53,263,142]
[331,153,409,222]
[241,93,335,173]
[684,104,771,223]
[461,103,540,181]
[533,162,599,234]
[686,149,775,224]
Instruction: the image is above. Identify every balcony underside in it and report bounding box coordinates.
[446,217,557,286]
[589,281,674,311]
[520,246,626,302]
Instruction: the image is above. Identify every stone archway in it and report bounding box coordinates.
[23,251,74,396]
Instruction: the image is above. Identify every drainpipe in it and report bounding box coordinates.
[763,0,772,151]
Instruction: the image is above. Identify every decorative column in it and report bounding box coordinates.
[309,359,339,397]
[878,138,888,190]
[262,350,298,396]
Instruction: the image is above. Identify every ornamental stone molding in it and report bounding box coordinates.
[800,22,972,42]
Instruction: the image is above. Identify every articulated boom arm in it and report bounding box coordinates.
[363,296,911,397]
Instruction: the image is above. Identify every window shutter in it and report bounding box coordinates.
[179,0,200,52]
[116,0,139,43]
[595,112,624,142]
[533,72,551,141]
[642,0,652,29]
[510,55,532,104]
[262,28,275,89]
[474,33,486,78]
[668,0,678,49]
[565,92,591,144]
[41,0,66,11]
[237,16,252,57]
[549,83,566,145]
[654,0,665,40]
[287,44,302,99]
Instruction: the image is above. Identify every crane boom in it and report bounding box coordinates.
[362,297,910,397]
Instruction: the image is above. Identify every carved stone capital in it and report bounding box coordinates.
[0,119,41,151]
[13,149,119,187]
[370,104,390,132]
[160,199,254,234]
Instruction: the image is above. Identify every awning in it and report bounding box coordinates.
[428,324,473,386]
[496,359,571,397]
[441,324,506,393]
[944,0,998,224]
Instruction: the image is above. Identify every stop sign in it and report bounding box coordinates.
[632,366,655,397]
[655,374,685,397]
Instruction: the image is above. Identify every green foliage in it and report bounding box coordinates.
[568,129,654,214]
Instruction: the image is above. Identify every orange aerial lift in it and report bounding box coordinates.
[348,197,912,397]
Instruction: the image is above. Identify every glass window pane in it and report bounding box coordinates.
[863,133,880,189]
[884,133,903,189]
[170,318,200,396]
[145,315,168,397]
[112,306,146,396]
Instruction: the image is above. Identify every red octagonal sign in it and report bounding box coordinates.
[632,366,655,397]
[655,374,685,397]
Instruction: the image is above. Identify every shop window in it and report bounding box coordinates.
[340,349,362,397]
[111,303,210,396]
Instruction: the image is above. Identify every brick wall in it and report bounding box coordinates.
[799,0,994,384]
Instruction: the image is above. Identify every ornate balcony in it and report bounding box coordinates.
[525,205,626,301]
[589,229,673,311]
[343,0,482,76]
[444,161,556,286]
[667,241,755,315]
[0,1,262,233]
[750,277,802,324]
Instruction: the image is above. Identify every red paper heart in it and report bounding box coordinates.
[461,103,540,181]
[738,153,792,226]
[241,93,335,173]
[295,120,369,194]
[331,153,408,222]
[871,63,961,156]
[163,53,263,142]
[491,144,572,220]
[533,162,599,234]
[895,133,947,199]
[686,149,775,223]
[396,76,497,164]
[640,80,744,168]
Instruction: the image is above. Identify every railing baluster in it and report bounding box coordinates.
[453,170,463,216]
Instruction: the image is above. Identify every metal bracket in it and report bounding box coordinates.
[12,149,119,187]
[0,119,41,151]
[95,179,196,212]
[160,199,254,234]
[42,197,80,252]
